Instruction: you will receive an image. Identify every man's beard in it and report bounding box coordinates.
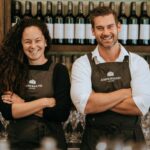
[98,38,118,49]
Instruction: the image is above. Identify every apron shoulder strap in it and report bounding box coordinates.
[87,52,96,69]
[123,56,129,62]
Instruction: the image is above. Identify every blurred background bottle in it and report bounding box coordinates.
[53,1,64,44]
[99,2,105,8]
[75,1,85,44]
[127,2,139,45]
[139,2,149,45]
[35,1,44,21]
[85,1,96,45]
[23,1,32,19]
[118,2,128,45]
[109,2,116,12]
[11,1,22,26]
[64,1,74,44]
[44,1,53,41]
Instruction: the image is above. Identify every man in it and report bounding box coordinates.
[71,7,150,150]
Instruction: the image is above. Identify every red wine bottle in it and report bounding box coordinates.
[11,1,22,26]
[127,2,139,45]
[64,1,74,44]
[139,2,149,45]
[75,2,85,44]
[44,1,53,40]
[118,2,128,45]
[35,2,44,21]
[53,1,64,44]
[23,1,32,19]
[85,1,96,45]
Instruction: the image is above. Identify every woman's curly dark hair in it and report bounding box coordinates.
[0,19,52,95]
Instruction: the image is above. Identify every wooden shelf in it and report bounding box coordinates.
[48,45,150,56]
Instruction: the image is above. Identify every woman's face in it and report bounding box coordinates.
[21,26,47,65]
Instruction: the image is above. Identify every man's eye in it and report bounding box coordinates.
[97,27,103,31]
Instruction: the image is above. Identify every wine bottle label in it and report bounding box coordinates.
[75,24,85,39]
[47,23,53,39]
[85,24,95,39]
[128,24,139,40]
[64,24,74,39]
[118,24,128,40]
[139,24,150,40]
[54,23,64,39]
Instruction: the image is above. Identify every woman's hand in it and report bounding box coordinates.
[1,91,24,104]
[44,98,56,108]
[34,110,43,117]
[34,98,56,117]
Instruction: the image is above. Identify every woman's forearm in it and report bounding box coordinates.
[12,98,55,119]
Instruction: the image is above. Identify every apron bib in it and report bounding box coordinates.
[81,53,145,150]
[7,63,67,150]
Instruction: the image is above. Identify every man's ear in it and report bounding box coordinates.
[92,27,95,36]
[117,22,121,33]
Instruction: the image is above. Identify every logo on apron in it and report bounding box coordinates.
[100,71,121,82]
[26,79,43,90]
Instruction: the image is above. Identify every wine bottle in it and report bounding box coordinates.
[139,2,149,45]
[109,2,116,12]
[61,55,66,65]
[127,2,139,45]
[75,1,85,44]
[50,55,56,63]
[11,1,22,26]
[55,55,60,63]
[23,1,32,19]
[118,2,128,45]
[64,1,74,44]
[35,2,43,21]
[85,1,96,45]
[44,1,53,40]
[65,56,72,75]
[72,55,78,63]
[53,1,64,44]
[99,2,105,8]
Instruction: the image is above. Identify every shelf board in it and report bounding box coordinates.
[48,45,150,55]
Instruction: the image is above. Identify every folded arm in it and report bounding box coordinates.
[1,91,55,119]
[111,97,142,115]
[84,88,132,114]
[0,64,71,122]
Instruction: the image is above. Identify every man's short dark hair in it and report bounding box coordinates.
[90,6,118,28]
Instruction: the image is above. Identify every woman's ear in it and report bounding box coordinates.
[45,42,47,47]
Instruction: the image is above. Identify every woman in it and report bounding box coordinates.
[0,19,71,150]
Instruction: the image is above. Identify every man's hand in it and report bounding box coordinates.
[85,88,132,114]
[120,88,132,100]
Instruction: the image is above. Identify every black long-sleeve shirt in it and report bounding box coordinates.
[0,59,71,122]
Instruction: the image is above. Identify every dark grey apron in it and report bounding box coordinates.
[80,53,145,150]
[7,62,67,150]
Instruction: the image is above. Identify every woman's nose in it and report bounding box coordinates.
[30,42,36,48]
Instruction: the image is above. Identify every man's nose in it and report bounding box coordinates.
[102,28,110,35]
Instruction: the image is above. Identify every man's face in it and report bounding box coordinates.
[92,14,121,49]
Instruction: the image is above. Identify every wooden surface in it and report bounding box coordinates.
[4,0,11,35]
[0,0,4,43]
[49,45,150,55]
